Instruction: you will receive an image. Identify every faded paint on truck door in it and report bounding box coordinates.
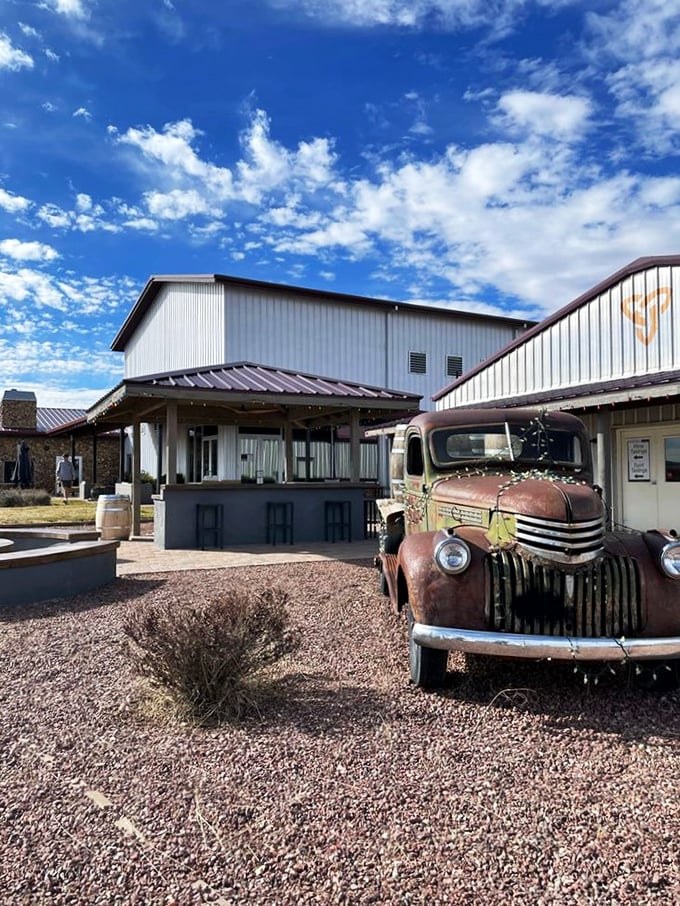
[403,429,429,534]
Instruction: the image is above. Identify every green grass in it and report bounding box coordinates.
[0,499,155,526]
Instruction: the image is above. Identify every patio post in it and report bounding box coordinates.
[165,400,178,483]
[284,419,294,482]
[350,410,361,483]
[131,417,141,536]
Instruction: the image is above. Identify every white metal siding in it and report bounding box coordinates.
[125,283,226,378]
[122,281,520,409]
[437,263,680,410]
[225,288,387,385]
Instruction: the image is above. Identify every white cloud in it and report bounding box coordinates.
[37,203,72,228]
[495,90,592,139]
[0,239,59,262]
[0,33,34,71]
[44,0,89,20]
[19,23,40,38]
[144,188,215,220]
[113,109,339,221]
[586,0,680,152]
[587,0,680,61]
[73,107,92,120]
[0,268,68,310]
[0,188,30,213]
[113,118,235,199]
[268,0,577,34]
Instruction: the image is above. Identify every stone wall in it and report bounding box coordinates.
[0,397,37,431]
[0,435,120,493]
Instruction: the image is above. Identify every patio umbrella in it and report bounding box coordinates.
[13,442,34,489]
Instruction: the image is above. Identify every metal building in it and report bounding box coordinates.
[112,273,528,409]
[434,255,680,533]
[89,272,528,546]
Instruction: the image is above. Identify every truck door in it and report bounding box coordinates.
[403,430,429,534]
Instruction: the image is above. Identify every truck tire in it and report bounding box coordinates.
[406,605,448,689]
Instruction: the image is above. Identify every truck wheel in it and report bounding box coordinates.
[406,605,448,689]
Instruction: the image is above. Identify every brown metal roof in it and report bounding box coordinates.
[130,362,416,401]
[37,407,86,432]
[88,361,422,427]
[451,367,680,412]
[432,255,680,402]
[0,406,121,439]
[112,273,532,351]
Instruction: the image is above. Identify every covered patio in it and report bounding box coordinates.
[87,362,421,549]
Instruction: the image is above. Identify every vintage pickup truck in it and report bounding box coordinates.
[376,407,680,688]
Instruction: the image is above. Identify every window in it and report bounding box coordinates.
[409,351,427,374]
[431,424,585,469]
[406,435,424,476]
[446,355,463,378]
[665,437,680,481]
[202,435,218,479]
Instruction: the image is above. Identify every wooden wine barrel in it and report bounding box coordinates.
[95,494,131,541]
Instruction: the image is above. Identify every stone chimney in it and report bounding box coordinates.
[0,390,37,430]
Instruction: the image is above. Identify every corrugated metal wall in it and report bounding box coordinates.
[437,263,680,410]
[225,288,387,385]
[125,282,226,378]
[225,287,519,407]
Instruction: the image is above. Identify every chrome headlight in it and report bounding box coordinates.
[434,532,471,575]
[660,541,680,578]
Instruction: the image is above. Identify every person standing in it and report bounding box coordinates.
[56,453,76,504]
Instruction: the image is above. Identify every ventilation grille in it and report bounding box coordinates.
[515,513,605,562]
[446,355,463,378]
[485,550,643,638]
[409,351,427,374]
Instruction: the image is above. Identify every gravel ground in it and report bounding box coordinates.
[1,559,679,905]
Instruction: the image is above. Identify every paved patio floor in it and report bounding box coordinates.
[116,537,377,576]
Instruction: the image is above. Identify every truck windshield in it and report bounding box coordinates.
[430,422,586,470]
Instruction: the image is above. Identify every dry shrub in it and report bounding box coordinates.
[0,488,51,507]
[123,586,299,724]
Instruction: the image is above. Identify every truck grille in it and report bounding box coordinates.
[485,550,643,638]
[514,513,605,563]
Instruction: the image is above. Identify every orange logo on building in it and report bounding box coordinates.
[621,286,671,346]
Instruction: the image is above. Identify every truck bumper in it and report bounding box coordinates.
[412,623,680,661]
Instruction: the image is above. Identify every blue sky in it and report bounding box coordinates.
[1,0,680,407]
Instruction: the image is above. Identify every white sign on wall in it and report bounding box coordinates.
[627,439,650,482]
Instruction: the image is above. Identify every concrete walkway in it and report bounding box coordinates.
[116,537,377,576]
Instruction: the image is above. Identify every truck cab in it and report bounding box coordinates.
[377,408,680,688]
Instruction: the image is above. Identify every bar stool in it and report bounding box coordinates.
[196,504,224,550]
[325,500,352,542]
[266,501,294,545]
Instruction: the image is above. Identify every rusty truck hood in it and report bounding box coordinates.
[431,473,603,522]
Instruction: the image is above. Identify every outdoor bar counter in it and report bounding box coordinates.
[153,481,377,549]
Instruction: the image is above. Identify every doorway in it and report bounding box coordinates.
[617,424,680,532]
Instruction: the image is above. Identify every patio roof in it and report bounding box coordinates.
[87,362,422,428]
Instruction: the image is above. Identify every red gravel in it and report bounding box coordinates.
[1,559,679,905]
